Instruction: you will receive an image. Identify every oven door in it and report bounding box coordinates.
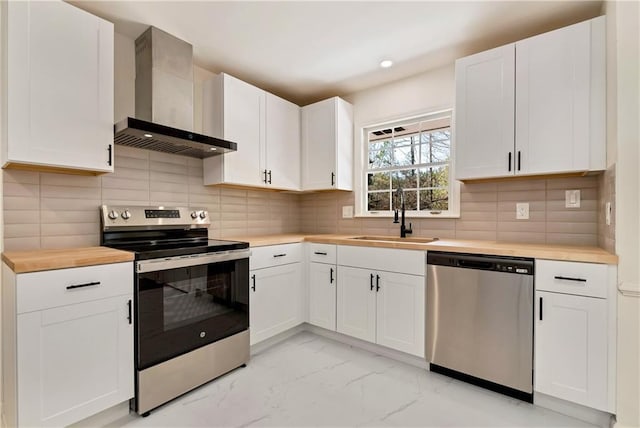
[135,249,250,370]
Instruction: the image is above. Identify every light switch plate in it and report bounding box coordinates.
[342,205,354,219]
[516,203,529,220]
[565,190,581,208]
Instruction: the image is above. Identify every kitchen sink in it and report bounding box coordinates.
[350,236,438,244]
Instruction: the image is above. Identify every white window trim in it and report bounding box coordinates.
[353,107,460,219]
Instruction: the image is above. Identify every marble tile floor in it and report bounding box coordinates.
[112,332,596,428]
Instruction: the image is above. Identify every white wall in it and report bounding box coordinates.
[604,1,640,427]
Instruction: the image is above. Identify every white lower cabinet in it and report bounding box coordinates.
[18,296,133,426]
[2,262,134,427]
[250,261,303,345]
[308,262,337,331]
[336,265,425,357]
[535,290,608,411]
[534,259,615,413]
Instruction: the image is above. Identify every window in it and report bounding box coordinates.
[362,110,458,217]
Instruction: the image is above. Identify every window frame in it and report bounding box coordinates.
[354,108,460,219]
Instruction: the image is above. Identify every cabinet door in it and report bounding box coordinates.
[336,266,376,343]
[516,20,592,175]
[308,262,336,331]
[221,74,265,187]
[535,291,608,411]
[250,263,302,345]
[7,1,114,173]
[455,44,515,180]
[301,98,337,190]
[265,93,300,190]
[17,295,133,427]
[376,272,425,357]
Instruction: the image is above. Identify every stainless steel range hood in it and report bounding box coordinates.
[114,27,236,158]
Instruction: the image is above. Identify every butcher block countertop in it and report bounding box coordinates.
[2,247,135,274]
[227,233,618,264]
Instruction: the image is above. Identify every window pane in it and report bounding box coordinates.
[367,172,390,191]
[369,147,393,168]
[393,136,413,147]
[419,166,449,188]
[420,189,449,211]
[393,145,418,166]
[393,190,417,211]
[368,192,390,211]
[431,130,450,141]
[369,139,392,152]
[420,140,450,163]
[392,169,417,190]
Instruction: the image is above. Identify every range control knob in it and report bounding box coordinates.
[108,210,119,220]
[121,210,131,220]
[199,211,207,219]
[190,211,198,219]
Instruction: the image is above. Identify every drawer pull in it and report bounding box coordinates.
[66,281,101,290]
[273,254,287,258]
[314,251,328,256]
[554,276,587,283]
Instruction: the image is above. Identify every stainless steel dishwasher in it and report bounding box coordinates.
[426,251,534,402]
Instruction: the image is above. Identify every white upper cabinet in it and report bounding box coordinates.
[265,92,301,190]
[203,73,265,187]
[455,44,516,180]
[203,73,301,190]
[301,97,353,191]
[455,16,605,180]
[3,0,114,174]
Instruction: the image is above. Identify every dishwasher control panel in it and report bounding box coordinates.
[427,251,534,275]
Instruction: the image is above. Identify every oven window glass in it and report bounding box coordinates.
[137,258,249,369]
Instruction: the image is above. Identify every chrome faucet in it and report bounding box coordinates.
[393,188,413,238]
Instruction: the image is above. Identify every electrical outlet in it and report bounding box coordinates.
[606,202,612,225]
[565,190,581,208]
[342,205,354,219]
[516,203,529,220]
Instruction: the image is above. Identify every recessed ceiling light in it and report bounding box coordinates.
[210,147,217,151]
[380,60,393,68]
[143,133,153,138]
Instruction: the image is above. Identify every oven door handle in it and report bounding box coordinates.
[136,249,251,273]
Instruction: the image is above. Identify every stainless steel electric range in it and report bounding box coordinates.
[100,205,250,416]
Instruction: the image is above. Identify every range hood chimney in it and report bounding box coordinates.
[114,27,236,158]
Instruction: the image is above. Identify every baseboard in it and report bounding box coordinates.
[303,324,429,369]
[250,324,307,356]
[67,401,130,428]
[534,392,614,428]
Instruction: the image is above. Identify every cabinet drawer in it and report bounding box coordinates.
[250,243,302,270]
[309,243,337,264]
[338,245,424,276]
[536,260,608,298]
[17,262,133,314]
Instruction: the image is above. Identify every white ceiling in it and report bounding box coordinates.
[70,1,602,105]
